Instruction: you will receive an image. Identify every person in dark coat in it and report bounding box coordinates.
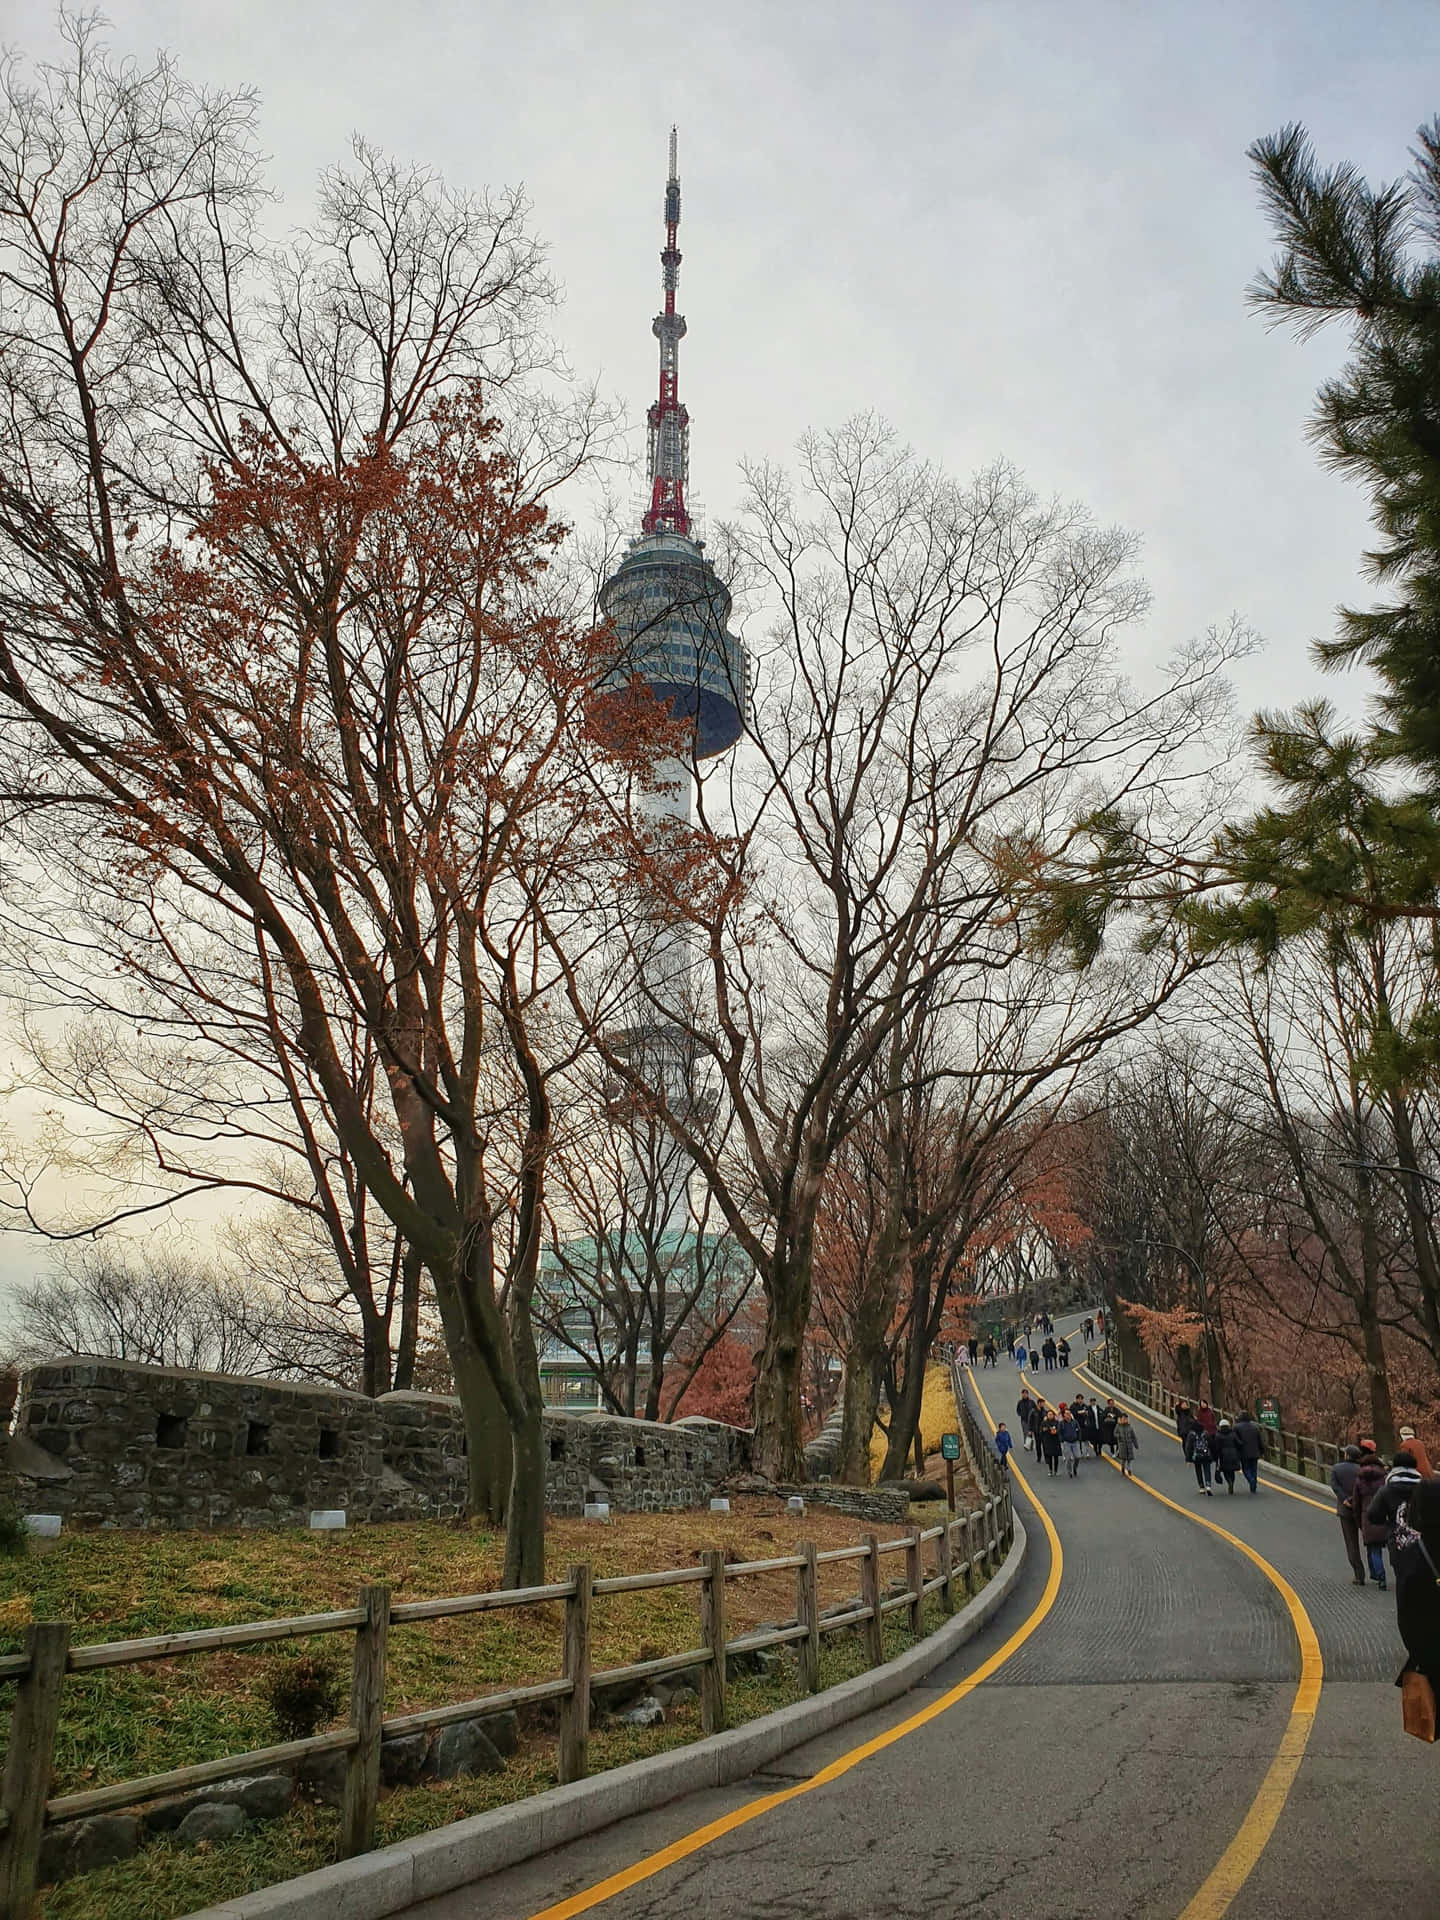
[982,1339,997,1368]
[1028,1345,1041,1373]
[1175,1400,1195,1444]
[1184,1419,1214,1495]
[1330,1443,1366,1585]
[1233,1413,1264,1494]
[1352,1447,1391,1589]
[1056,1336,1071,1369]
[1213,1419,1244,1495]
[1366,1451,1425,1571]
[1097,1399,1119,1455]
[1114,1413,1139,1477]
[1027,1400,1047,1457]
[1058,1405,1082,1477]
[1074,1398,1099,1456]
[1394,1478,1440,1691]
[1041,1337,1058,1371]
[1016,1390,1036,1450]
[1038,1412,1062,1477]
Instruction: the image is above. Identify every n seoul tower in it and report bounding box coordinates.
[599,128,747,812]
[597,129,747,1236]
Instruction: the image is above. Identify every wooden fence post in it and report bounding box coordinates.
[0,1620,71,1920]
[985,1499,1000,1575]
[860,1533,883,1668]
[905,1530,924,1638]
[796,1543,820,1694]
[341,1583,389,1860]
[558,1564,592,1784]
[963,1512,977,1596]
[699,1550,727,1735]
[937,1521,955,1615]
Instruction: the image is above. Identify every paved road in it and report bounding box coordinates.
[403,1320,1438,1920]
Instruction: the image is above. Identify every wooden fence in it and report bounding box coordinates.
[1080,1347,1342,1486]
[0,1486,1013,1918]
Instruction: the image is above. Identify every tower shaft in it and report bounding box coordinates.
[643,126,690,537]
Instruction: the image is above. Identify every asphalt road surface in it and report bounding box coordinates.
[401,1318,1438,1920]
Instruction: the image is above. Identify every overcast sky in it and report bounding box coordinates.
[2,0,1436,1305]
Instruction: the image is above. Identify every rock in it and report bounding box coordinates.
[428,1718,504,1779]
[478,1708,519,1757]
[177,1801,248,1846]
[615,1695,665,1727]
[896,1478,945,1501]
[144,1774,292,1833]
[380,1731,431,1787]
[67,1814,140,1876]
[298,1748,349,1807]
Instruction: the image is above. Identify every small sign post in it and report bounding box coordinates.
[940,1431,961,1512]
[1257,1397,1281,1432]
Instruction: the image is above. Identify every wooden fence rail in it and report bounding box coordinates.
[0,1485,1013,1918]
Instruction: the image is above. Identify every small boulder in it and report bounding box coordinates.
[615,1695,664,1727]
[298,1749,348,1807]
[68,1814,140,1877]
[429,1718,504,1780]
[380,1732,431,1787]
[177,1802,248,1846]
[478,1708,519,1757]
[228,1774,293,1821]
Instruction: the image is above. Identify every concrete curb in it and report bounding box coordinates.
[1074,1366,1336,1501]
[182,1518,1028,1919]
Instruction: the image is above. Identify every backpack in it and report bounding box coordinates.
[1190,1429,1211,1462]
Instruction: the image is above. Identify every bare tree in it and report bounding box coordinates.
[0,20,632,1581]
[554,420,1244,1479]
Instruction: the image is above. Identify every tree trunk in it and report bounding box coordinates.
[752,1263,809,1481]
[836,1352,882,1487]
[392,1243,424,1391]
[429,1262,512,1523]
[878,1336,927,1480]
[359,1305,392,1399]
[1359,1305,1397,1455]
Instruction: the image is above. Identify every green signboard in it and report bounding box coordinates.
[940,1432,961,1461]
[1257,1396,1281,1431]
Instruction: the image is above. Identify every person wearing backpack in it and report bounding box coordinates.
[1185,1419,1215,1495]
[1352,1444,1391,1590]
[1367,1451,1426,1574]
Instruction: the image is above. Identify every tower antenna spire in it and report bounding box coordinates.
[642,125,690,536]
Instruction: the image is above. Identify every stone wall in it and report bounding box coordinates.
[10,1356,750,1532]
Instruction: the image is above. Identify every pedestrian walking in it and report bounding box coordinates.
[994,1423,1013,1472]
[1042,1336,1058,1372]
[1233,1411,1264,1494]
[1330,1443,1367,1585]
[1083,1316,1095,1345]
[1184,1420,1215,1495]
[1115,1413,1139,1477]
[1029,1345,1041,1373]
[1367,1450,1425,1573]
[1056,1336,1071,1369]
[1039,1412,1062,1478]
[1398,1425,1434,1477]
[1174,1400,1195,1444]
[1095,1307,1105,1336]
[1027,1399,1047,1458]
[968,1336,979,1367]
[1394,1478,1440,1723]
[1058,1404,1082,1477]
[1098,1398,1119,1455]
[1352,1444,1391,1590]
[1195,1401,1219,1442]
[1017,1390,1036,1449]
[1074,1397,1100,1457]
[1214,1419,1243,1495]
[983,1339,997,1369]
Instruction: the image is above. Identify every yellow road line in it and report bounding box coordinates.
[1092,1449,1323,1919]
[523,1390,1063,1920]
[1070,1362,1332,1514]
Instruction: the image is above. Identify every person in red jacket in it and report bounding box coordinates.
[1195,1401,1219,1440]
[1398,1425,1433,1477]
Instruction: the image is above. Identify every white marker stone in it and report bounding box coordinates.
[22,1515,61,1538]
[709,1497,731,1513]
[309,1509,346,1530]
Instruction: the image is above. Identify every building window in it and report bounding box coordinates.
[155,1413,187,1450]
[245,1421,270,1457]
[318,1428,341,1460]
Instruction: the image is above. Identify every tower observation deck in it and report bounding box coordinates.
[598,129,746,768]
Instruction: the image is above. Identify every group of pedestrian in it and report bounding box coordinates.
[1330,1431,1435,1593]
[1010,1387,1139,1478]
[1175,1399,1264,1497]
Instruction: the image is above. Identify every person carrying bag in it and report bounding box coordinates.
[1392,1481,1440,1742]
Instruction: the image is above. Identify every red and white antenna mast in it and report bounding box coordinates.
[642,127,690,537]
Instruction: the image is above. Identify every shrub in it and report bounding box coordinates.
[0,1499,28,1559]
[263,1651,345,1740]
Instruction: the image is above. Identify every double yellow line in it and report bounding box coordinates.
[525,1361,1320,1920]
